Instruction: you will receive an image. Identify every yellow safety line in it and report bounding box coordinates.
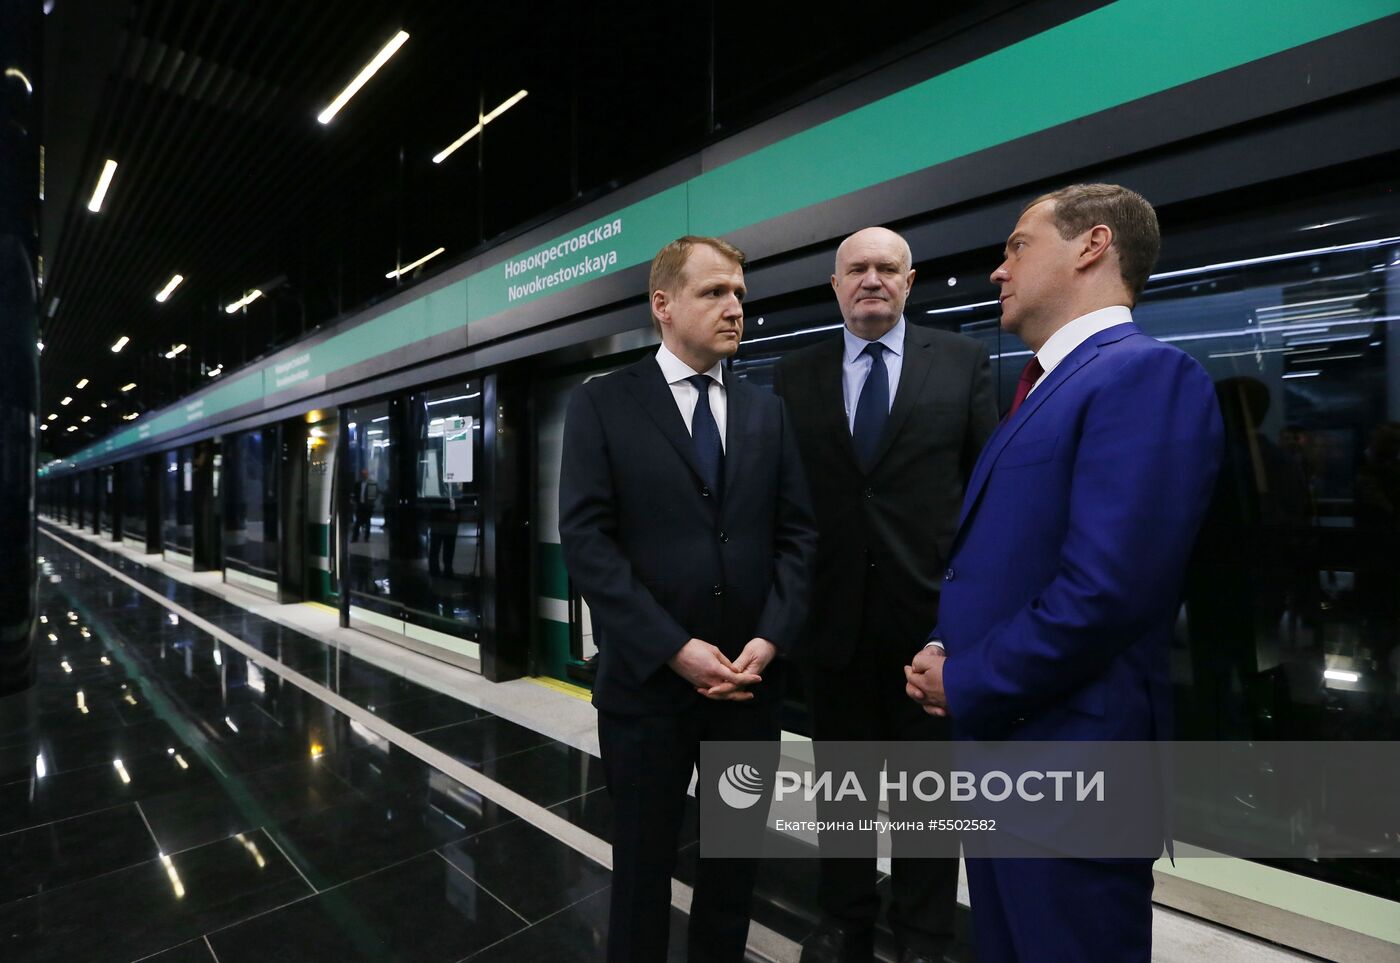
[301,601,339,615]
[528,675,592,701]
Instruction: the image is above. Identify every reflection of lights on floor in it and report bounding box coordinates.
[81,628,91,638]
[76,690,88,714]
[213,648,223,667]
[60,660,72,673]
[309,741,324,760]
[47,633,57,642]
[160,854,186,899]
[39,615,47,624]
[168,613,180,625]
[225,716,239,733]
[113,758,131,784]
[234,833,268,869]
[174,754,189,770]
[35,754,47,779]
[100,655,110,666]
[124,692,138,705]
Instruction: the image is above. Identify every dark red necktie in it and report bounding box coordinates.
[1006,356,1044,419]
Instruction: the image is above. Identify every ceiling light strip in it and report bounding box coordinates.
[433,89,528,164]
[154,274,185,303]
[386,247,446,279]
[87,159,118,213]
[317,30,410,125]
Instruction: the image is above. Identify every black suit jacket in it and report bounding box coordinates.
[559,355,817,715]
[773,325,996,668]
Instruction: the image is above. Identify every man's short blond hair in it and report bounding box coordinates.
[1025,183,1160,302]
[648,236,746,334]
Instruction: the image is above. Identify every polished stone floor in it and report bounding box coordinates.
[6,527,964,962]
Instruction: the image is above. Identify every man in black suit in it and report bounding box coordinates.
[774,227,997,962]
[560,235,817,962]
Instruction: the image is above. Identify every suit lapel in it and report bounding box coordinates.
[814,338,861,468]
[866,328,934,473]
[622,358,710,485]
[722,375,750,497]
[954,333,1108,535]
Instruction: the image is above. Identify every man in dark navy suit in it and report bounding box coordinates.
[774,227,996,963]
[906,184,1223,961]
[559,235,817,962]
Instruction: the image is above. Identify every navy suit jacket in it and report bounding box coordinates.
[939,321,1223,743]
[559,355,817,715]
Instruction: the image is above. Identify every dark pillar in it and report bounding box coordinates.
[278,421,306,602]
[480,366,530,683]
[144,453,161,553]
[192,439,220,571]
[0,0,41,700]
[111,463,123,541]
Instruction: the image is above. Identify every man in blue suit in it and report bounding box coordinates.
[560,235,817,961]
[904,184,1223,961]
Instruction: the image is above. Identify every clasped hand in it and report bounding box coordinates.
[668,637,775,701]
[904,646,949,717]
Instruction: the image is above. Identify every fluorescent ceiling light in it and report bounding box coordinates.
[427,392,481,405]
[39,424,47,431]
[110,335,129,352]
[164,343,188,359]
[99,402,108,408]
[1282,370,1322,380]
[46,413,56,420]
[60,396,71,405]
[75,378,88,389]
[386,246,445,279]
[483,89,529,124]
[926,299,998,315]
[317,30,410,125]
[154,274,185,303]
[87,159,118,213]
[225,290,263,313]
[1324,669,1360,683]
[742,323,844,347]
[433,89,529,164]
[433,123,481,164]
[120,382,136,392]
[1300,216,1364,232]
[1150,235,1400,282]
[66,425,77,432]
[80,415,90,423]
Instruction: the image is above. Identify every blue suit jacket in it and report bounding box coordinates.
[939,321,1223,743]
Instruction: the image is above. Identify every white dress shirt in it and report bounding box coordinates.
[656,343,727,452]
[841,315,906,434]
[1028,305,1133,395]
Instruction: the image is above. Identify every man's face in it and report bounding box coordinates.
[990,201,1080,342]
[655,245,746,370]
[831,228,915,338]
